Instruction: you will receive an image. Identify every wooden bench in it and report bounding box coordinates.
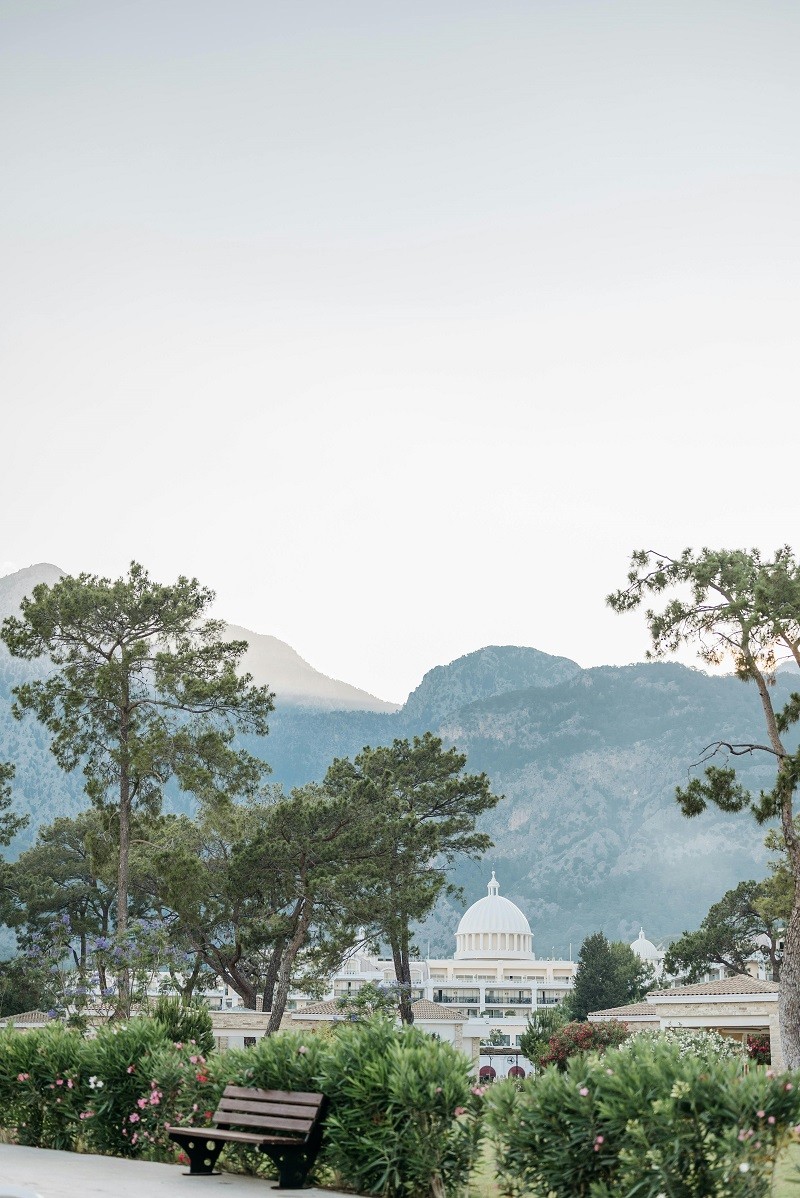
[166,1085,328,1188]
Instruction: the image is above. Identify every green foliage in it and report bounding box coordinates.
[569,931,654,1021]
[487,1037,800,1198]
[151,994,214,1056]
[317,1020,484,1198]
[518,1005,567,1068]
[0,1021,87,1150]
[324,733,501,1022]
[0,954,56,1018]
[538,1019,630,1069]
[664,878,787,982]
[0,761,28,847]
[0,562,274,1013]
[625,1026,745,1061]
[0,1017,483,1198]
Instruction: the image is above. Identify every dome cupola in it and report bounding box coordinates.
[454,872,534,959]
[630,928,661,963]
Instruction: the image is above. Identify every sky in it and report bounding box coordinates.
[1,1,798,703]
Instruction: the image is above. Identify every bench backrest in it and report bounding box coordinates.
[213,1086,326,1142]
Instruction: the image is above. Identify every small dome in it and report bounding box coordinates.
[631,928,661,962]
[454,873,534,959]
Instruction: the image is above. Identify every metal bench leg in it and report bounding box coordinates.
[264,1146,311,1189]
[181,1136,224,1175]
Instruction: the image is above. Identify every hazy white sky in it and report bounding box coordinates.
[1,1,798,702]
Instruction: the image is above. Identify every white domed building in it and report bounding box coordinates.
[630,928,665,976]
[291,873,579,1078]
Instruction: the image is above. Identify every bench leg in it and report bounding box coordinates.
[264,1145,312,1189]
[179,1136,224,1175]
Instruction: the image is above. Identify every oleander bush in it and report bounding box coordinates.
[624,1026,745,1061]
[487,1036,800,1198]
[0,1016,484,1198]
[151,994,215,1057]
[538,1018,630,1069]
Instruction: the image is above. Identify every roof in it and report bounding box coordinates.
[293,998,466,1022]
[589,1002,656,1018]
[456,873,532,939]
[650,975,779,998]
[0,1010,52,1025]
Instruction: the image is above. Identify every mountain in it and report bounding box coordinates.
[0,562,792,959]
[229,624,397,712]
[402,645,581,724]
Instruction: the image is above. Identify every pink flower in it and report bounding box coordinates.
[579,1087,589,1096]
[768,1115,776,1124]
[595,1135,604,1144]
[127,1065,135,1074]
[174,1042,183,1049]
[17,1073,29,1082]
[471,1085,486,1096]
[67,1079,74,1089]
[149,1091,161,1105]
[131,1133,138,1145]
[766,1069,777,1079]
[129,1113,140,1123]
[435,1087,443,1094]
[786,1083,794,1092]
[137,1098,148,1109]
[79,1111,94,1120]
[189,1055,199,1064]
[757,1110,765,1119]
[454,1106,468,1117]
[56,1079,64,1086]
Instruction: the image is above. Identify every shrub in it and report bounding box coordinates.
[539,1019,629,1069]
[748,1034,771,1066]
[151,994,215,1057]
[627,1026,745,1061]
[0,1022,87,1150]
[487,1036,800,1198]
[318,1019,484,1198]
[0,1016,484,1197]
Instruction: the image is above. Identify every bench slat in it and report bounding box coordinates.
[215,1111,312,1135]
[216,1097,318,1120]
[222,1085,323,1106]
[167,1126,301,1146]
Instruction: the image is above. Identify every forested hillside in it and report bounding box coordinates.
[1,565,793,957]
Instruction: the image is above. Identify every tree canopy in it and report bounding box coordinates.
[663,878,787,983]
[0,563,274,1013]
[323,733,502,1023]
[569,931,654,1021]
[608,546,800,1064]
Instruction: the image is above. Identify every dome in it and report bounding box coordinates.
[454,872,534,959]
[631,928,661,962]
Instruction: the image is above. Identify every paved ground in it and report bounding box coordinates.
[0,1144,351,1198]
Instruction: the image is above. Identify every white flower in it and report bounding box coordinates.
[739,1163,750,1173]
[88,1076,104,1089]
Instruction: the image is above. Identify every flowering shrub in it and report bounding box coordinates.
[0,1017,483,1197]
[539,1019,630,1069]
[0,1021,87,1150]
[748,1034,771,1066]
[625,1026,745,1061]
[487,1036,800,1198]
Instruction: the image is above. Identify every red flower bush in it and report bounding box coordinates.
[539,1020,630,1070]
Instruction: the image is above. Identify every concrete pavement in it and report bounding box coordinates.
[0,1144,352,1198]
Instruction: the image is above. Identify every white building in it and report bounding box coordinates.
[291,872,579,1078]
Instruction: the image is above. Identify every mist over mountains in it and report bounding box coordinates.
[0,564,793,957]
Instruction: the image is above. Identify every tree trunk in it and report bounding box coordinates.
[261,937,285,1013]
[391,924,414,1025]
[115,703,132,1019]
[779,885,800,1067]
[266,907,310,1034]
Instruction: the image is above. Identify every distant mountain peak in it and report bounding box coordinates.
[401,644,582,725]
